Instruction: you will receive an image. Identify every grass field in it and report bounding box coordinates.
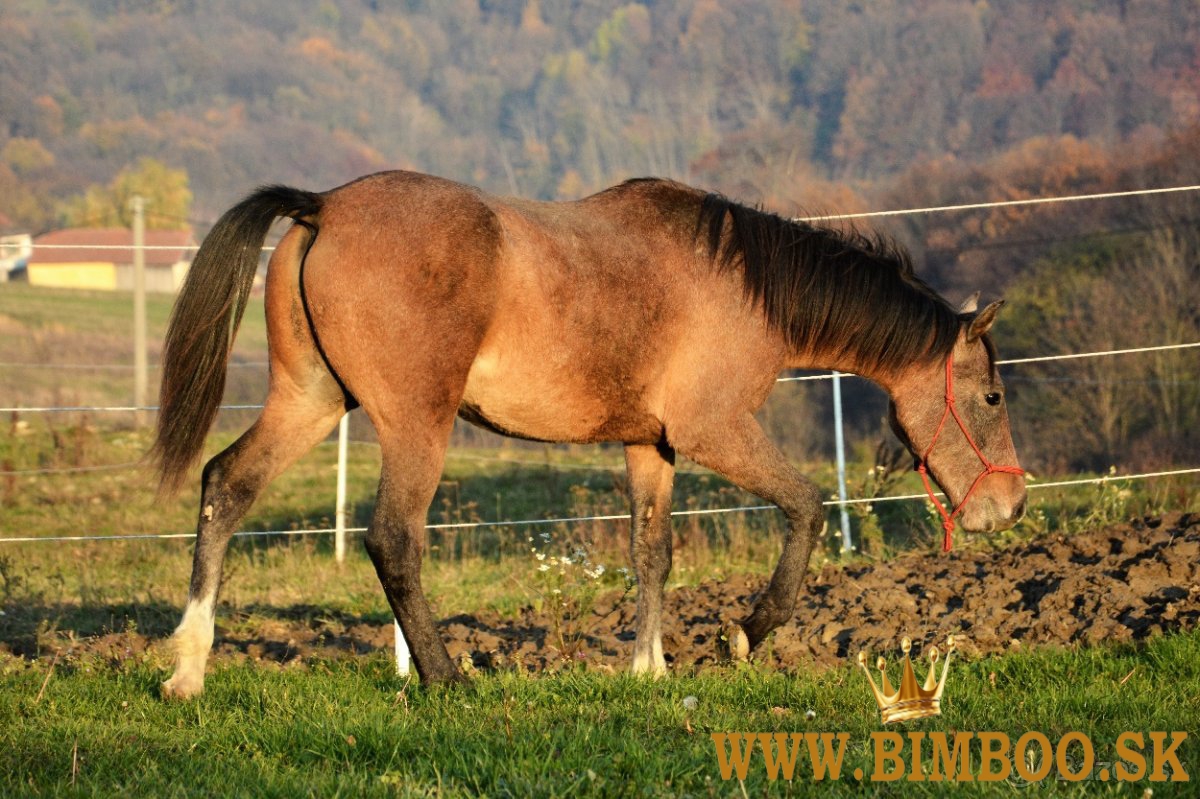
[3,283,1198,796]
[1,631,1196,797]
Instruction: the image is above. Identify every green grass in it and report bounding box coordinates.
[1,630,1196,797]
[0,282,179,343]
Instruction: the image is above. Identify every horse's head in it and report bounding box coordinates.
[887,297,1027,538]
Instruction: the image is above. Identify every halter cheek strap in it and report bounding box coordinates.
[916,353,1025,552]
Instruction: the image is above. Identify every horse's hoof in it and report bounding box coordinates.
[420,665,468,687]
[161,673,203,700]
[718,622,751,662]
[630,652,668,677]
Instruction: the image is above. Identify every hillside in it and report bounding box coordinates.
[1,0,1198,475]
[1,0,1198,229]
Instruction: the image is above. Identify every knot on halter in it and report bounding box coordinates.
[915,353,1024,552]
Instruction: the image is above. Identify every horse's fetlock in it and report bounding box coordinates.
[749,596,794,634]
[161,673,205,700]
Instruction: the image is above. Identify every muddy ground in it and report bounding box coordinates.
[436,512,1200,671]
[5,513,1198,672]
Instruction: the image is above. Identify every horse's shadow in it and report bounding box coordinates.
[1,598,181,660]
[0,599,398,663]
[0,598,564,669]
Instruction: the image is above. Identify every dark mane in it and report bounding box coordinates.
[696,193,963,374]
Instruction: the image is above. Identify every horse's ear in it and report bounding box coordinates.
[958,291,980,314]
[967,299,1004,342]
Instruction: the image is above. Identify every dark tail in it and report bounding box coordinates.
[152,185,323,495]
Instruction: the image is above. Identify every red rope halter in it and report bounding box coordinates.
[916,353,1025,552]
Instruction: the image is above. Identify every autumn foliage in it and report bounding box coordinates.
[0,0,1195,470]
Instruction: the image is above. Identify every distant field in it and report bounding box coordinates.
[0,281,268,353]
[0,416,791,640]
[0,282,268,412]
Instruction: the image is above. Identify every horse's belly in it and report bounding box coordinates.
[460,352,661,444]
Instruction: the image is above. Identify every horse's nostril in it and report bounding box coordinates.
[1013,497,1027,521]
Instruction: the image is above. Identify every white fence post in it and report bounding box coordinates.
[394,619,411,675]
[333,411,411,674]
[832,370,853,553]
[334,413,349,564]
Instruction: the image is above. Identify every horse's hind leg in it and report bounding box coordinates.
[364,418,461,684]
[624,441,676,675]
[670,413,823,656]
[161,388,343,699]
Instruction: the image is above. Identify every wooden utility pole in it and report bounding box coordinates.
[132,195,148,428]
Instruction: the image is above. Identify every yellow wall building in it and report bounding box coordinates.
[28,228,195,292]
[26,261,119,290]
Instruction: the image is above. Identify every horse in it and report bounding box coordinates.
[152,171,1026,697]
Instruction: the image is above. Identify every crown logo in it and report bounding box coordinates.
[857,636,955,724]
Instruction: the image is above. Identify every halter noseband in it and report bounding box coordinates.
[916,352,1025,552]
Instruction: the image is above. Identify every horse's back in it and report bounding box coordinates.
[465,179,753,441]
[297,171,785,443]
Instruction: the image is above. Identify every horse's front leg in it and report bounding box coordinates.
[671,413,824,656]
[624,441,676,675]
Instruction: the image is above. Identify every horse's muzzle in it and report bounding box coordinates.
[959,484,1028,533]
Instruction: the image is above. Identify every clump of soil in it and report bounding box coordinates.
[5,513,1197,672]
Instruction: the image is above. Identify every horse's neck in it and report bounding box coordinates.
[783,347,876,383]
[780,329,926,394]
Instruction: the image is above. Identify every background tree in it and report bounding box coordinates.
[1,0,1197,476]
[60,158,193,230]
[2,0,1196,229]
[996,217,1200,472]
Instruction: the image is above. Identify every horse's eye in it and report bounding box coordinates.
[985,392,1003,406]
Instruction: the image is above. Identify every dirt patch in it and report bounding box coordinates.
[5,513,1198,672]
[438,512,1200,670]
